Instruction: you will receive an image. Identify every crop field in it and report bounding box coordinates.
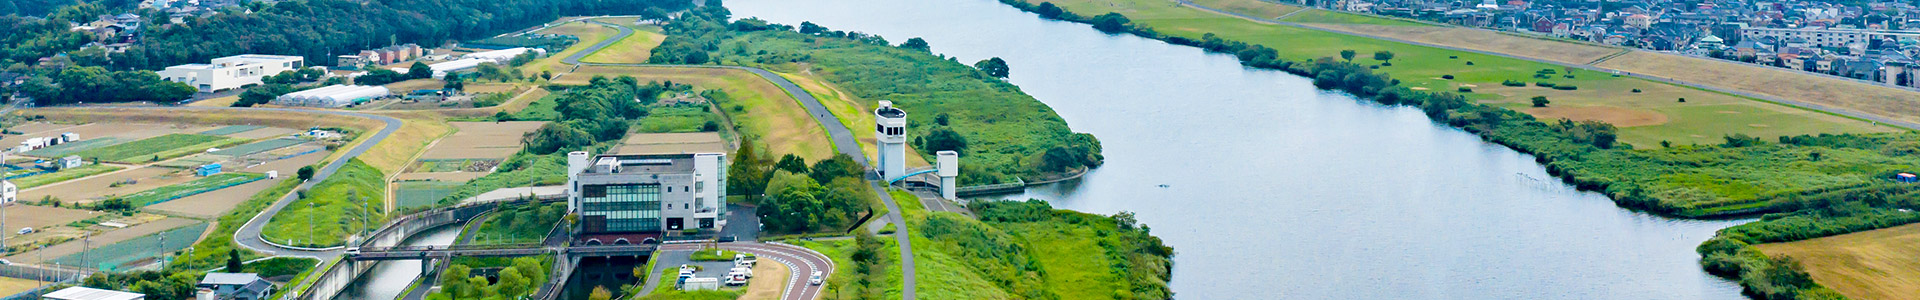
[22,166,197,204]
[1190,0,1301,19]
[410,158,503,172]
[11,164,123,189]
[211,138,307,157]
[200,125,265,136]
[48,221,207,271]
[358,115,455,174]
[1048,0,1893,147]
[581,24,666,64]
[118,173,266,206]
[418,121,545,160]
[225,127,299,140]
[149,149,328,218]
[0,123,215,154]
[559,65,832,160]
[1757,223,1920,300]
[1301,23,1621,65]
[0,277,44,297]
[70,133,245,163]
[22,137,127,157]
[396,181,464,209]
[0,205,93,235]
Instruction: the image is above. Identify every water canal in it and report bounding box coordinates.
[727,0,1751,298]
[331,225,460,300]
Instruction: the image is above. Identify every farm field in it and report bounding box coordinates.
[3,217,197,265]
[0,205,94,236]
[0,123,217,155]
[69,133,245,164]
[395,181,464,209]
[47,221,206,271]
[148,150,329,218]
[558,65,832,160]
[356,115,454,174]
[1756,223,1920,300]
[0,277,42,297]
[419,121,545,160]
[581,24,667,64]
[224,127,300,140]
[118,172,266,206]
[21,166,197,205]
[200,125,265,136]
[22,138,127,157]
[211,138,308,157]
[11,164,123,189]
[1047,0,1893,146]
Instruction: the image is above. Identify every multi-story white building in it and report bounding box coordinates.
[158,54,305,92]
[1741,27,1920,48]
[567,132,728,244]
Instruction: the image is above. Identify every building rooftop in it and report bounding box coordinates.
[199,272,265,286]
[43,287,144,300]
[613,132,727,156]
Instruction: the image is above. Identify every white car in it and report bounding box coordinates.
[17,227,32,235]
[808,271,824,285]
[724,273,748,286]
[730,266,753,278]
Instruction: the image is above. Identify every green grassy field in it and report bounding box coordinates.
[1045,0,1888,147]
[13,164,122,188]
[636,105,719,133]
[1189,0,1302,19]
[121,172,267,206]
[510,92,564,121]
[581,24,667,64]
[22,137,126,157]
[71,133,246,163]
[261,159,387,248]
[396,181,463,208]
[465,202,563,245]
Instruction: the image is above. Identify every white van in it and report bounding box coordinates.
[808,271,824,285]
[730,266,753,278]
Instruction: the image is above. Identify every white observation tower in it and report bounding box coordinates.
[875,101,908,181]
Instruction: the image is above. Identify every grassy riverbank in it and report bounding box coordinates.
[261,159,388,248]
[650,7,1103,184]
[1001,0,1920,298]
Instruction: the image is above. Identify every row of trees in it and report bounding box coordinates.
[430,257,551,300]
[12,65,197,105]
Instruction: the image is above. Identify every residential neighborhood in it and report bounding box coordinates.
[1304,0,1920,87]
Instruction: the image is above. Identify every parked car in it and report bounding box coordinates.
[731,266,753,278]
[16,227,32,235]
[808,271,824,285]
[724,273,748,286]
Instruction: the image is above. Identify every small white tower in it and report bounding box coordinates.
[875,101,909,181]
[566,151,592,213]
[937,151,958,200]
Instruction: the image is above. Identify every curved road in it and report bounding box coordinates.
[207,108,403,258]
[642,242,835,300]
[1178,0,1920,131]
[561,17,917,298]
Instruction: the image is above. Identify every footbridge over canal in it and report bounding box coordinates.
[292,198,559,300]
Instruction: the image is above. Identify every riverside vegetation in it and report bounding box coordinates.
[1002,0,1920,298]
[650,4,1105,185]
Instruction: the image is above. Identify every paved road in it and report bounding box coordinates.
[211,108,403,257]
[640,242,835,300]
[1178,0,1920,131]
[559,17,917,298]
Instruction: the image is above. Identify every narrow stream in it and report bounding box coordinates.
[727,0,1751,299]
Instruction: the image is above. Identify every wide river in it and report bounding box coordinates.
[729,0,1751,299]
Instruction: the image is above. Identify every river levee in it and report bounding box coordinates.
[727,0,1751,299]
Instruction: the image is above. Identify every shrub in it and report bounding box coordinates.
[1501,80,1526,87]
[1531,96,1550,107]
[1441,75,1454,79]
[1458,87,1472,92]
[1448,55,1458,59]
[1465,61,1474,65]
[1631,88,1642,93]
[1678,97,1687,102]
[1553,85,1578,90]
[1535,82,1556,87]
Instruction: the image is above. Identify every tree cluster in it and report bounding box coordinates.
[754,154,873,234]
[14,65,196,106]
[429,257,550,300]
[81,271,198,300]
[521,76,665,154]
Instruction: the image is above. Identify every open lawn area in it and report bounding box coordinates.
[1598,51,1920,126]
[775,72,930,167]
[1048,0,1893,147]
[581,24,666,64]
[557,65,832,160]
[261,159,387,248]
[70,133,245,164]
[636,105,721,133]
[1757,222,1920,300]
[1189,0,1301,19]
[0,277,45,296]
[1278,6,1432,26]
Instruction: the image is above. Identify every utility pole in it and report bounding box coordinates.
[308,202,315,246]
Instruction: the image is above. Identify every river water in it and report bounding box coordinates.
[332,225,460,300]
[727,0,1750,299]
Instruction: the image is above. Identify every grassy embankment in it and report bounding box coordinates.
[688,26,1101,184]
[13,164,122,188]
[1065,0,1889,147]
[580,22,667,64]
[260,159,387,248]
[462,202,564,245]
[1018,0,1920,298]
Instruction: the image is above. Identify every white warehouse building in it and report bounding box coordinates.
[463,47,545,63]
[271,85,389,107]
[158,54,305,92]
[426,58,490,79]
